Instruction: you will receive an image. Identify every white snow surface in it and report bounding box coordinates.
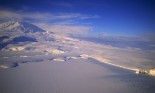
[1,20,155,93]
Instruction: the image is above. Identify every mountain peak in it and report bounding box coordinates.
[0,20,20,30]
[0,20,45,33]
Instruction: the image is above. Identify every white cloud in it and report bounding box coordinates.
[35,23,92,35]
[23,12,99,20]
[52,20,76,25]
[0,10,97,35]
[0,10,99,22]
[0,10,22,20]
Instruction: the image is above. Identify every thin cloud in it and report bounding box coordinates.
[0,10,96,35]
[35,23,92,35]
[0,10,100,22]
[51,20,76,25]
[0,10,22,20]
[23,12,99,20]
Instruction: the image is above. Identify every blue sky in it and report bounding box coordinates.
[0,0,155,36]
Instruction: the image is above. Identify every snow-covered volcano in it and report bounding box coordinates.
[0,20,55,50]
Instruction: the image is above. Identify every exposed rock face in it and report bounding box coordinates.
[135,68,155,76]
[8,46,25,51]
[45,49,65,54]
[135,69,149,74]
[149,68,155,76]
[79,54,90,59]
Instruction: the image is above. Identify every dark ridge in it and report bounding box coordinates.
[0,36,9,42]
[0,42,9,49]
[12,63,20,68]
[12,36,37,42]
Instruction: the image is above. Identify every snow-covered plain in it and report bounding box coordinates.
[0,54,155,93]
[0,21,155,93]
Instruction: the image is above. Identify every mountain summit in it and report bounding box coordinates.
[0,21,45,33]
